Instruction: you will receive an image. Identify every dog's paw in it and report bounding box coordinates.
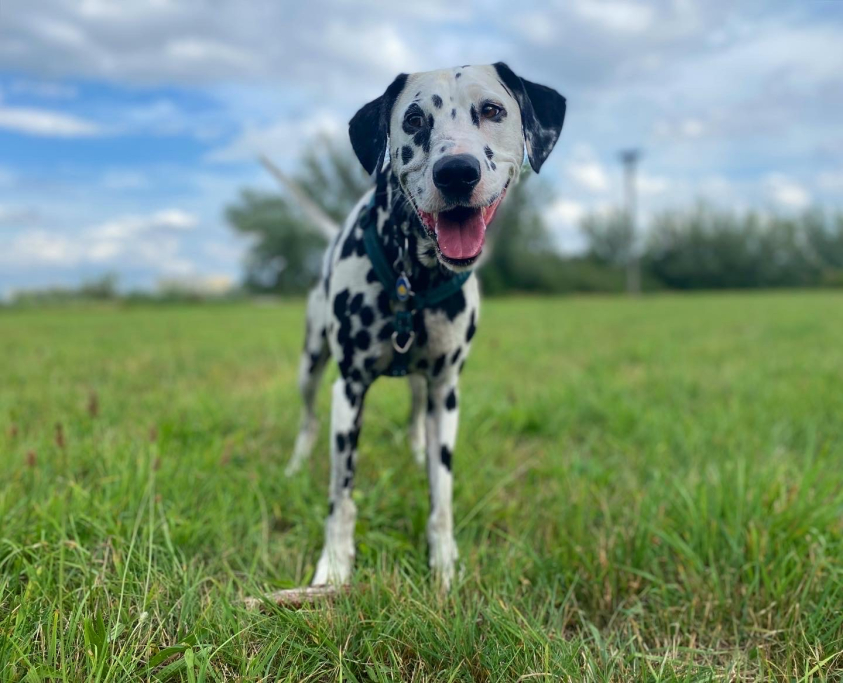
[428,535,459,591]
[312,548,354,586]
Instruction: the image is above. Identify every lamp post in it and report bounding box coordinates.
[619,149,641,295]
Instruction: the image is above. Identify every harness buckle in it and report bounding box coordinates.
[392,330,415,354]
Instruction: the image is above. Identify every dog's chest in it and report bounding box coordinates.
[326,233,478,381]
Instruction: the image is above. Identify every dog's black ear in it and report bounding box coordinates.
[349,73,408,175]
[493,62,566,173]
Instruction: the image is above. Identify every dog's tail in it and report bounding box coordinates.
[259,155,341,239]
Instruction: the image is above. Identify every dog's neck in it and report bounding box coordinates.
[370,165,467,289]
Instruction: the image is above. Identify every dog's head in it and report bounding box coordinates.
[349,63,566,270]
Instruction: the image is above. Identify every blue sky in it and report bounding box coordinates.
[1,0,842,296]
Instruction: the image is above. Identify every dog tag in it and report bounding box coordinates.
[395,273,411,302]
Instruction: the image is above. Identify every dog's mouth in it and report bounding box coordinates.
[415,193,506,266]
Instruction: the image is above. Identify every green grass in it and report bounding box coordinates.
[1,292,842,681]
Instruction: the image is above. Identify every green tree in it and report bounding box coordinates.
[644,203,822,290]
[580,209,634,266]
[227,136,371,294]
[480,172,562,294]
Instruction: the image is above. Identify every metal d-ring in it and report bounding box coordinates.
[392,330,415,354]
[394,235,410,271]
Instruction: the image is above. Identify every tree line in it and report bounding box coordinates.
[229,138,843,295]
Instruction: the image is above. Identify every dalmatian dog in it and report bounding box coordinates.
[286,63,566,589]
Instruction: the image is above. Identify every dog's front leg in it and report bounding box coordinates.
[425,373,460,589]
[312,378,364,586]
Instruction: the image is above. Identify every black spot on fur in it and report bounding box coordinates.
[431,94,442,108]
[339,232,356,260]
[336,433,346,452]
[413,128,431,154]
[366,268,378,283]
[470,105,480,127]
[427,114,434,129]
[459,360,466,374]
[451,347,462,364]
[427,395,434,413]
[432,354,446,377]
[451,108,456,119]
[440,146,446,153]
[466,311,477,342]
[349,428,360,450]
[484,146,494,160]
[401,145,414,165]
[355,329,371,350]
[376,289,391,316]
[430,289,466,322]
[445,389,457,411]
[416,358,429,370]
[455,72,462,79]
[440,445,453,470]
[342,476,351,489]
[359,305,374,326]
[328,501,335,516]
[415,315,428,347]
[333,289,350,318]
[377,323,393,341]
[491,161,496,171]
[350,292,364,314]
[345,382,357,407]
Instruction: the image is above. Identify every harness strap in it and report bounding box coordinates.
[359,196,470,377]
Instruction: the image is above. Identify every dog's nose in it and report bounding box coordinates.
[432,154,481,198]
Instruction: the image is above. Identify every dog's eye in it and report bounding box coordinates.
[404,113,425,130]
[481,103,505,121]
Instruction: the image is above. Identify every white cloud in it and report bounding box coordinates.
[0,208,199,274]
[654,117,707,140]
[165,38,257,70]
[680,119,705,138]
[818,172,843,194]
[101,170,149,190]
[513,12,556,46]
[206,110,344,164]
[698,175,734,201]
[764,174,811,210]
[0,204,40,226]
[638,174,670,196]
[9,80,78,99]
[545,198,586,227]
[320,21,420,75]
[565,147,611,193]
[544,198,591,254]
[89,209,197,240]
[0,104,102,137]
[571,0,655,35]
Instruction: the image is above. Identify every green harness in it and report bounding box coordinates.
[360,197,470,377]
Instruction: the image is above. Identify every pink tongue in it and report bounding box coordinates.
[435,211,486,260]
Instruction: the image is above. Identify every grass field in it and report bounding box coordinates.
[1,292,842,681]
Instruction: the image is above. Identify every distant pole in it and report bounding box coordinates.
[620,149,641,295]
